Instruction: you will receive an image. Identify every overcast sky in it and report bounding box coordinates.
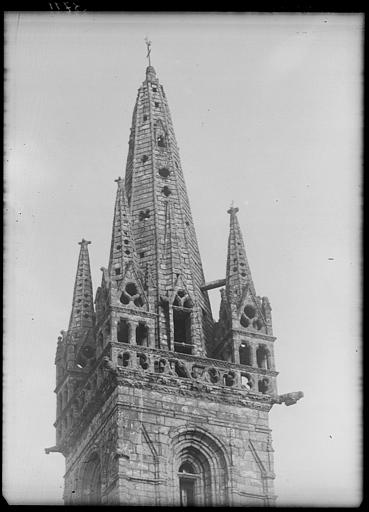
[4,12,363,506]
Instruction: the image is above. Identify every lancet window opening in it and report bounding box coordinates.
[239,342,252,366]
[176,454,210,506]
[154,119,167,149]
[256,345,271,369]
[136,322,149,346]
[178,461,200,506]
[117,318,129,343]
[258,377,270,394]
[172,290,193,355]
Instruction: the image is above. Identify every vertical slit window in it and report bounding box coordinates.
[117,318,129,343]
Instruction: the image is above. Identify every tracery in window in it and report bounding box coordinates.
[240,302,263,331]
[120,282,144,308]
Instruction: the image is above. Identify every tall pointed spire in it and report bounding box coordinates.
[226,205,256,300]
[68,239,95,332]
[108,177,139,282]
[122,65,213,353]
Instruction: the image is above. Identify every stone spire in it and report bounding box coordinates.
[123,65,213,353]
[68,239,95,333]
[108,177,139,283]
[226,205,256,301]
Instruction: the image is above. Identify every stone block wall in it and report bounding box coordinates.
[115,384,276,505]
[63,377,276,506]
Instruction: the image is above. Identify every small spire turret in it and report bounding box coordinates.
[225,205,256,301]
[108,177,139,282]
[68,239,95,333]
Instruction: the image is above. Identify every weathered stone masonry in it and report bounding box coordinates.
[46,64,303,506]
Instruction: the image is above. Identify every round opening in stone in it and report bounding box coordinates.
[244,305,256,319]
[159,167,170,178]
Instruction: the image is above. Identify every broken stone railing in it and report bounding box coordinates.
[108,342,278,396]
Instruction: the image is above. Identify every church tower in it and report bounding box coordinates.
[46,58,303,506]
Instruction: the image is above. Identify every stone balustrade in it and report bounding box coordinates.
[111,342,277,396]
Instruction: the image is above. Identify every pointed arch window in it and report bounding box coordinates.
[136,322,149,346]
[256,345,271,369]
[239,342,252,366]
[173,430,229,506]
[258,377,270,394]
[178,462,198,506]
[173,290,193,355]
[117,318,129,343]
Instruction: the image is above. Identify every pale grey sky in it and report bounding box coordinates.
[4,12,363,505]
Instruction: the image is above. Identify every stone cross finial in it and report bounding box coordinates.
[78,238,91,246]
[145,37,152,66]
[227,201,239,215]
[115,176,124,188]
